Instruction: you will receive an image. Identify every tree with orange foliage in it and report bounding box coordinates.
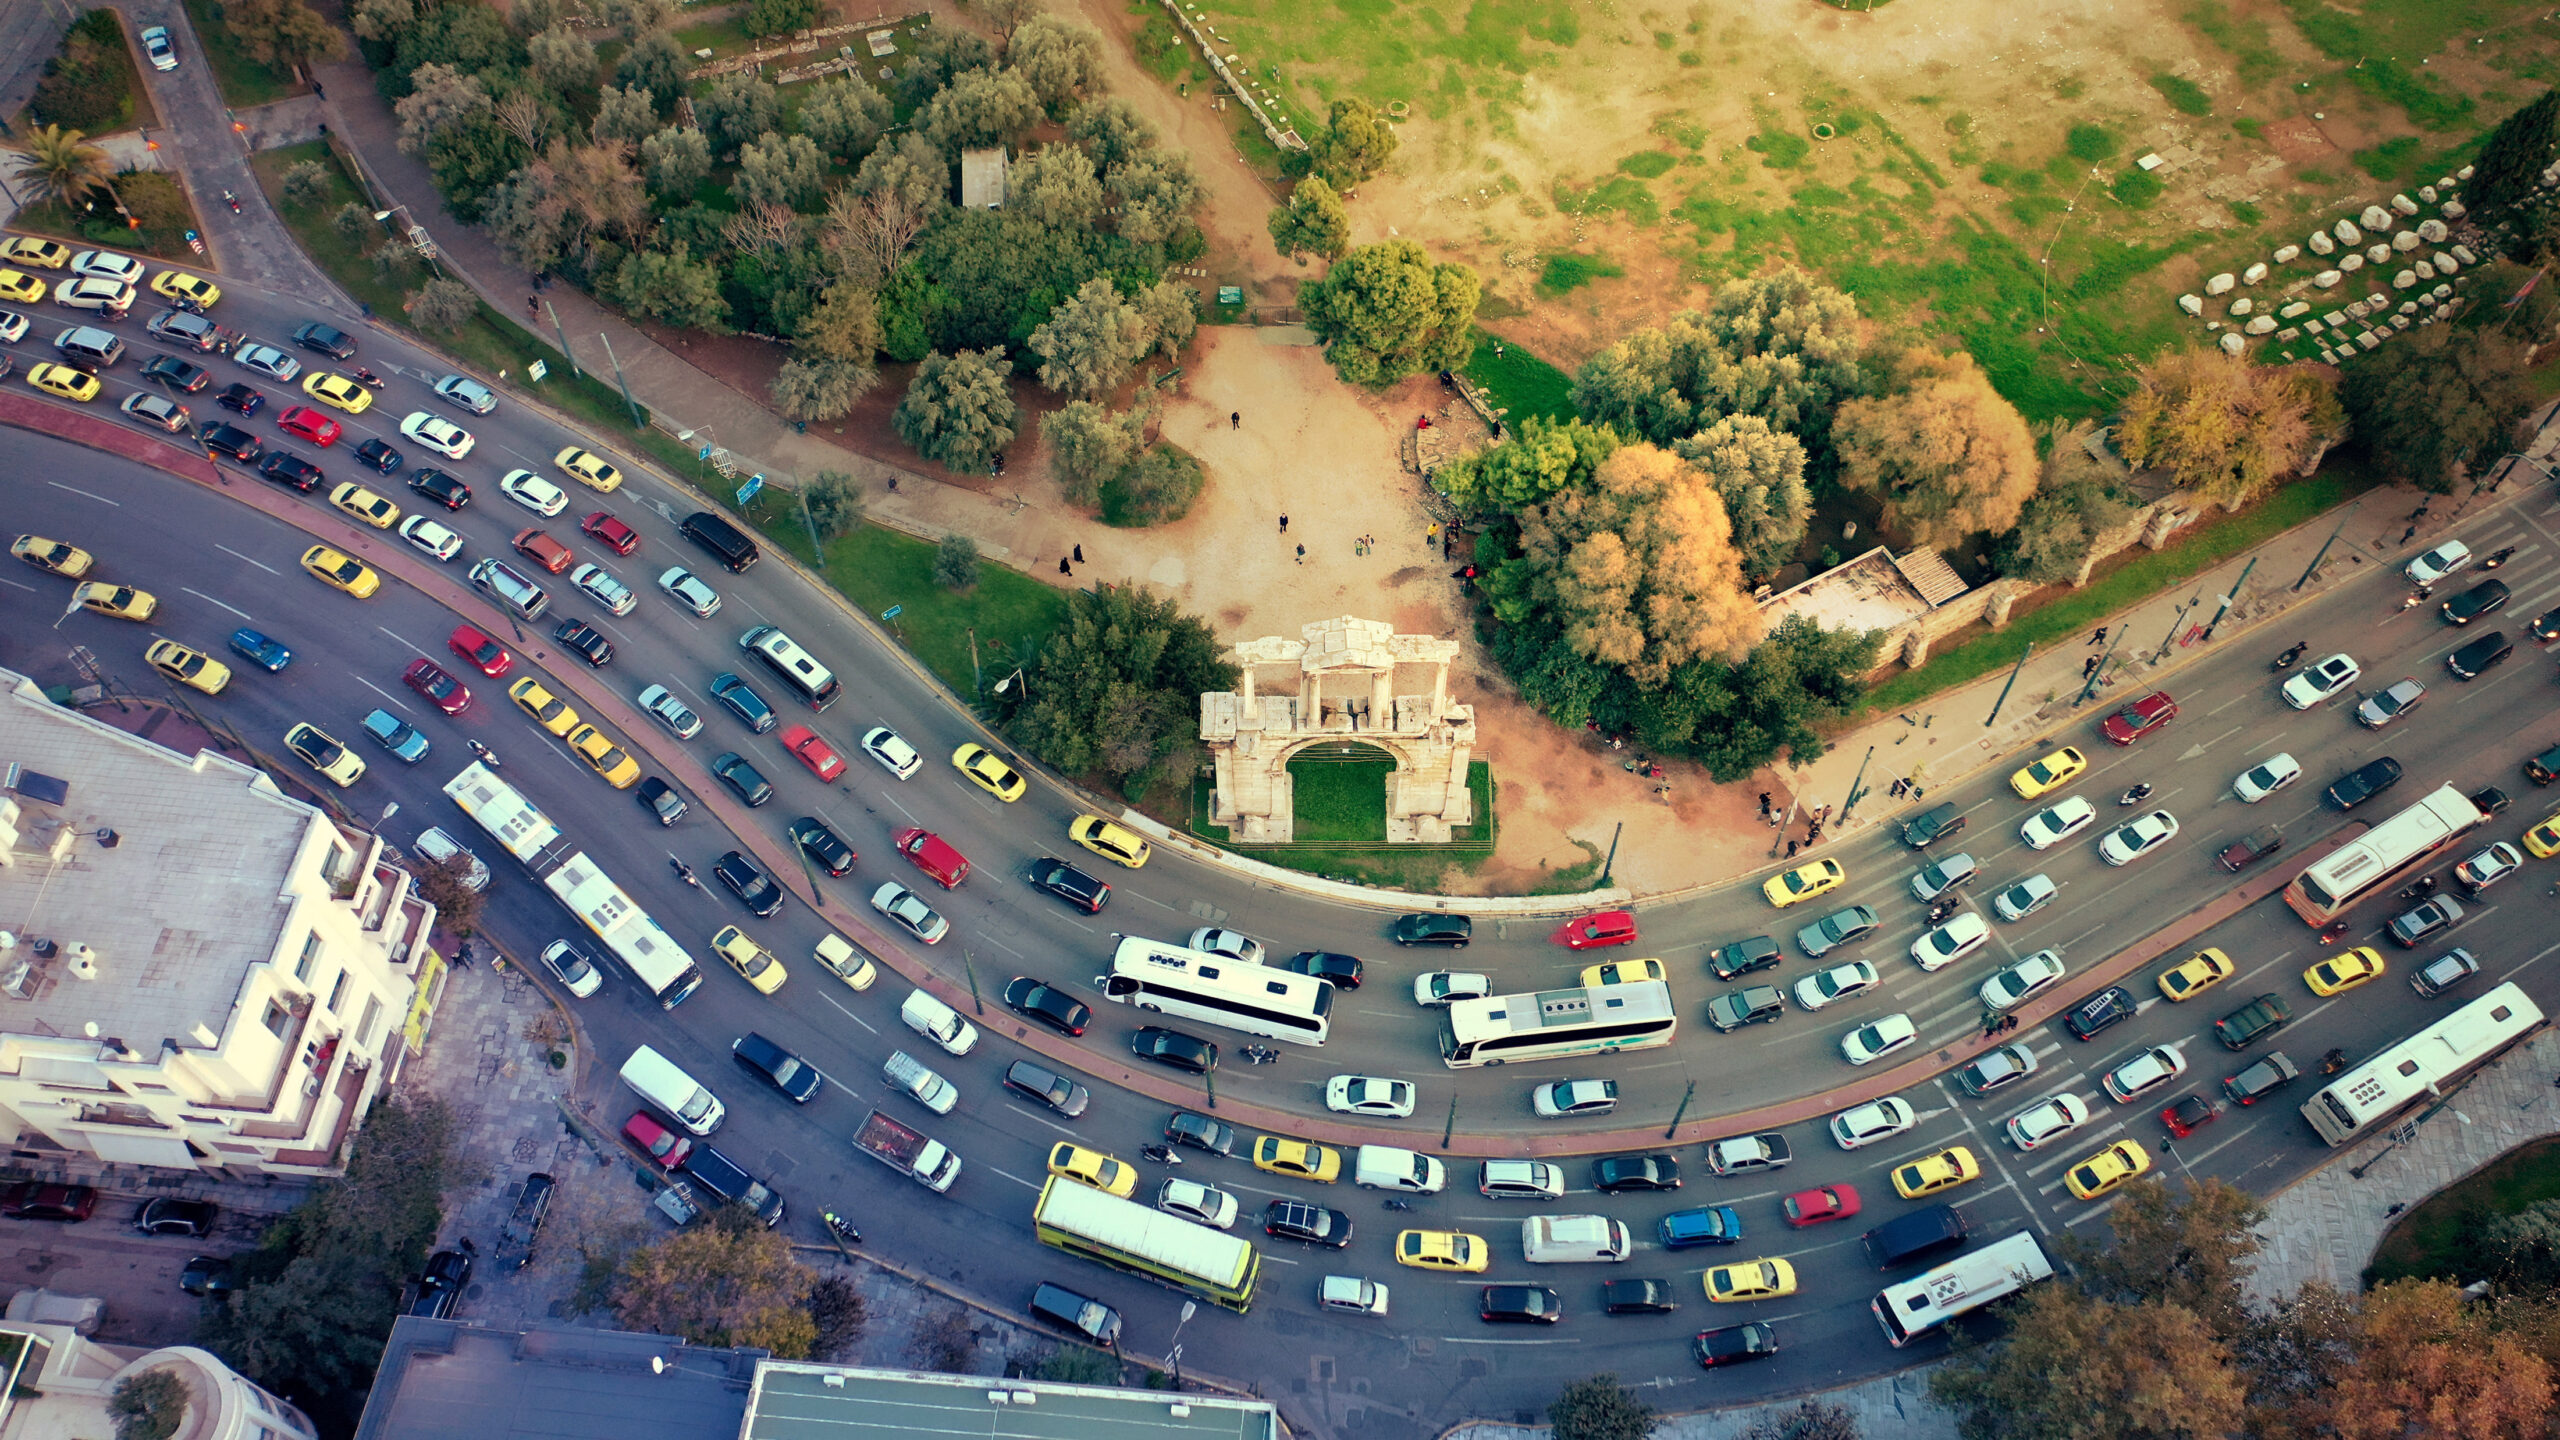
[1832,347,2039,547]
[2294,1280,2553,1440]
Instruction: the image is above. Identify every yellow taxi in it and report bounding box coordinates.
[0,268,44,304]
[1704,1257,1798,1303]
[150,270,222,309]
[1047,1142,1138,1198]
[565,723,641,789]
[328,482,401,529]
[2526,811,2560,860]
[1762,857,1845,908]
[1395,1229,1490,1273]
[2304,947,2386,997]
[2156,947,2237,1002]
[27,362,101,402]
[2064,1139,2152,1200]
[2010,745,2088,799]
[301,371,373,415]
[0,238,72,270]
[710,925,787,994]
[953,742,1027,802]
[70,581,157,620]
[1891,1146,1982,1200]
[11,534,93,578]
[300,545,380,598]
[1580,958,1666,988]
[553,445,623,493]
[506,677,582,737]
[284,722,365,787]
[1069,814,1151,868]
[1251,1135,1342,1183]
[145,639,230,695]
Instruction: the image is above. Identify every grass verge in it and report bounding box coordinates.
[809,522,1071,701]
[1463,330,1574,424]
[2367,1136,2560,1286]
[181,0,304,108]
[1190,758,1497,889]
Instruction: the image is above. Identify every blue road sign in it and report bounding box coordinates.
[736,473,764,505]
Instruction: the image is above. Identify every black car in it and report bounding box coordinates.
[636,776,686,825]
[406,1248,471,1318]
[199,420,261,461]
[1028,1282,1121,1346]
[2443,579,2510,625]
[1692,1321,1778,1367]
[141,354,210,392]
[1592,1153,1682,1193]
[1163,1110,1235,1155]
[1003,977,1092,1037]
[711,752,773,806]
[407,468,470,509]
[135,1198,219,1237]
[553,619,613,668]
[788,817,856,876]
[214,381,263,416]
[1264,1199,1352,1248]
[292,320,357,359]
[1899,801,1965,848]
[355,438,403,474]
[1602,1278,1679,1315]
[1480,1285,1563,1324]
[732,1031,823,1103]
[257,452,323,492]
[1279,950,1364,989]
[2327,756,2405,810]
[709,673,777,733]
[1027,856,1110,913]
[2212,993,2293,1049]
[714,850,785,916]
[2222,1051,2301,1105]
[2473,785,2511,817]
[2447,631,2514,680]
[2063,984,2137,1040]
[1131,1026,1217,1073]
[1709,935,1783,980]
[178,1255,241,1296]
[1004,1059,1090,1117]
[2535,606,2560,644]
[1390,913,1472,947]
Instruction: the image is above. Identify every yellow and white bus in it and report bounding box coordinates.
[1032,1176,1260,1312]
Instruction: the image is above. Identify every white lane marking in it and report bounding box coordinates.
[180,588,252,620]
[1436,1335,1577,1345]
[354,675,410,710]
[217,545,279,574]
[49,482,118,505]
[813,988,876,1035]
[1258,1252,1301,1266]
[1002,1104,1082,1140]
[983,1165,1041,1193]
[378,625,427,656]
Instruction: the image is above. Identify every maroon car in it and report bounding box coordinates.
[0,1182,97,1222]
[2218,824,2284,873]
[403,658,472,716]
[2101,690,2178,746]
[581,510,641,556]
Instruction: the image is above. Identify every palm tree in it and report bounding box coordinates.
[5,124,115,211]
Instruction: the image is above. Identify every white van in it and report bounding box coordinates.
[620,1045,724,1135]
[900,988,978,1056]
[1352,1145,1447,1194]
[737,625,840,710]
[883,1050,958,1114]
[1520,1214,1633,1263]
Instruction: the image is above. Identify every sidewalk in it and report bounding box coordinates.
[1445,1367,1959,1440]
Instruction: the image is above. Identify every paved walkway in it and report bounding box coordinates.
[1445,1367,1959,1440]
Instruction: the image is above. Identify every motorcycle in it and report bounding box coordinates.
[2318,920,2352,946]
[2399,875,2440,902]
[1141,1145,1182,1166]
[1382,1198,1413,1212]
[1926,899,1960,926]
[821,1211,862,1244]
[2271,642,2309,671]
[222,189,240,214]
[2319,1047,2350,1076]
[466,739,500,768]
[1240,1045,1280,1065]
[2118,783,2155,807]
[670,858,701,889]
[2485,546,2516,569]
[351,367,385,390]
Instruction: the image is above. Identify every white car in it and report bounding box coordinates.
[870,881,949,944]
[860,725,922,778]
[1910,912,1990,971]
[1156,1178,1239,1230]
[120,391,188,432]
[570,563,636,615]
[1840,1014,1917,1067]
[234,342,301,381]
[1189,927,1265,964]
[2406,539,2472,587]
[69,250,146,284]
[400,411,476,459]
[1325,1075,1418,1118]
[1829,1096,1916,1151]
[433,373,497,414]
[636,683,702,740]
[2281,653,2360,709]
[396,515,463,562]
[2098,810,2180,866]
[2233,753,2302,803]
[1531,1078,1617,1118]
[0,310,28,344]
[1414,972,1491,1007]
[1793,960,1881,1012]
[2101,1043,2187,1103]
[54,275,134,313]
[413,826,490,892]
[499,468,568,516]
[1979,949,2066,1011]
[1318,1275,1390,1315]
[2003,1093,2092,1151]
[2020,796,2096,850]
[2456,841,2524,893]
[140,24,178,69]
[657,565,721,617]
[1992,873,2058,921]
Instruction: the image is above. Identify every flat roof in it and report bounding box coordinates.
[355,1319,753,1440]
[746,1363,1279,1440]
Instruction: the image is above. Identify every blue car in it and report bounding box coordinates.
[227,628,292,672]
[359,708,430,764]
[1658,1205,1744,1250]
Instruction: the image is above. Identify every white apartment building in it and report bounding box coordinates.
[0,668,440,1177]
[0,1322,319,1440]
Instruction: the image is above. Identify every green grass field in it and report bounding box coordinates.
[1190,754,1499,888]
[2368,1136,2560,1286]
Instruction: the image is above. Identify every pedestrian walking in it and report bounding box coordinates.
[525,296,540,319]
[1279,514,1289,533]
[458,1236,477,1256]
[1073,544,1084,564]
[1786,839,1799,859]
[2088,627,2107,646]
[1059,557,1072,575]
[1910,785,1924,800]
[2082,656,2100,678]
[1232,411,1241,429]
[2401,525,2419,544]
[1295,544,1305,565]
[1428,523,1440,546]
[1757,792,1772,817]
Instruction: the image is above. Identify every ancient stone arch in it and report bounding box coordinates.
[1199,616,1476,845]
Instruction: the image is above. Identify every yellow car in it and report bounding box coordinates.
[12,534,93,578]
[1704,1257,1798,1303]
[1047,1142,1137,1198]
[2065,1139,2152,1200]
[710,925,787,995]
[1068,814,1151,868]
[328,482,401,529]
[27,362,101,402]
[953,742,1027,802]
[145,639,230,695]
[150,270,221,309]
[300,545,380,598]
[2526,811,2560,860]
[284,722,364,787]
[507,678,582,737]
[1252,1135,1342,1183]
[1891,1146,1982,1200]
[0,268,43,304]
[1395,1229,1490,1273]
[2304,947,2386,997]
[566,723,641,789]
[301,371,373,414]
[1762,857,1845,908]
[1580,958,1666,988]
[0,238,72,270]
[70,581,156,620]
[2010,745,2088,799]
[2157,947,2237,1003]
[553,445,623,493]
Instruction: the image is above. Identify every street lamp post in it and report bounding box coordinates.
[1167,1300,1196,1389]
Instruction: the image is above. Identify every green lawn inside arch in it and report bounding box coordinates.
[1190,750,1496,888]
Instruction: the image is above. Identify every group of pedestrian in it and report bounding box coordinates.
[1980,1012,2022,1039]
[1887,777,1924,800]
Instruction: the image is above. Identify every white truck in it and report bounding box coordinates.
[854,1109,961,1193]
[883,1050,959,1115]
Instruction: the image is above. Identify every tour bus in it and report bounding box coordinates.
[1095,936,1334,1045]
[2283,784,2483,924]
[2300,982,2545,1146]
[1032,1176,1260,1312]
[1872,1232,2054,1347]
[1438,980,1677,1068]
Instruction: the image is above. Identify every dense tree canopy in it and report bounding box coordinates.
[2463,88,2558,228]
[1673,415,1811,577]
[1269,175,1352,261]
[1833,347,2039,546]
[2002,419,2138,584]
[1431,416,1622,516]
[1300,239,1481,385]
[612,1205,818,1358]
[895,348,1017,473]
[1007,15,1105,117]
[2340,324,2535,492]
[1029,276,1151,399]
[2117,351,2344,509]
[1008,584,1238,790]
[1310,99,1397,191]
[1571,271,1868,450]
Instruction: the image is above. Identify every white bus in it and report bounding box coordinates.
[1437,980,1676,1068]
[1033,1176,1261,1312]
[1872,1232,2054,1348]
[2284,784,2483,924]
[1094,936,1334,1045]
[440,762,566,867]
[2300,982,2545,1146]
[541,851,703,1008]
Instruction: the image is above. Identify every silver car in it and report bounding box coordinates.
[2354,678,2426,730]
[1189,927,1266,965]
[657,565,722,617]
[433,373,498,414]
[234,342,302,382]
[636,683,702,739]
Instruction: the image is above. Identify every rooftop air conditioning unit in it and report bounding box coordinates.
[64,945,97,982]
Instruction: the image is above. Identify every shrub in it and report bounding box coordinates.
[280,160,335,210]
[2150,73,2211,116]
[406,278,479,333]
[1102,443,1204,527]
[1537,253,1624,297]
[933,533,981,590]
[2065,124,2116,162]
[2110,168,2165,207]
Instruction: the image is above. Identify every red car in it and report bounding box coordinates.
[403,658,472,716]
[2100,690,2178,746]
[780,724,846,781]
[447,623,513,678]
[1780,1183,1862,1227]
[277,405,342,447]
[622,1112,692,1169]
[0,1182,98,1222]
[1556,910,1638,950]
[581,510,640,556]
[2161,1094,2218,1140]
[893,828,972,888]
